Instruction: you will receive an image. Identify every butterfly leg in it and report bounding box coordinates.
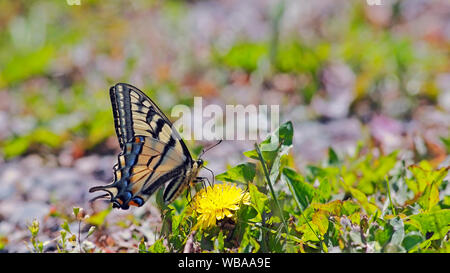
[202,166,215,186]
[195,176,212,188]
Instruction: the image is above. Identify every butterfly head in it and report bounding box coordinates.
[196,158,204,167]
[191,158,204,179]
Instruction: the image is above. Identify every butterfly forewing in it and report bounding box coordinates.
[89,83,198,209]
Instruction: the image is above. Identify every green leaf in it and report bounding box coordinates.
[171,211,185,235]
[148,238,167,253]
[306,165,327,179]
[72,207,80,218]
[61,221,71,234]
[282,167,316,210]
[349,187,366,203]
[244,121,293,168]
[248,183,268,216]
[275,41,328,74]
[2,136,31,159]
[407,163,448,194]
[214,231,225,252]
[0,45,54,87]
[220,42,269,72]
[418,182,440,211]
[317,178,332,202]
[404,178,419,196]
[348,212,361,226]
[402,232,424,252]
[215,163,256,184]
[348,187,378,215]
[312,200,343,217]
[407,209,450,238]
[312,211,329,235]
[356,151,397,195]
[138,238,146,253]
[389,217,405,246]
[31,128,62,148]
[342,200,360,215]
[242,150,258,160]
[328,147,339,166]
[268,153,283,185]
[248,234,261,253]
[443,196,450,208]
[374,220,394,247]
[266,122,294,183]
[270,120,293,147]
[297,221,321,242]
[60,230,67,242]
[85,208,111,226]
[237,204,258,222]
[239,230,261,253]
[38,242,44,253]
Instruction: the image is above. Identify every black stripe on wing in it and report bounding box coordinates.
[110,84,135,149]
[112,83,193,162]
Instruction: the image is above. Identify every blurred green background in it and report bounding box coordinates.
[1,0,449,162]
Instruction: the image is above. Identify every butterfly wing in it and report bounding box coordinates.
[89,83,194,209]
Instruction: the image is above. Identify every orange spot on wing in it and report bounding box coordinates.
[129,200,140,207]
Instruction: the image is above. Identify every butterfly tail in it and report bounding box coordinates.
[89,184,117,201]
[88,183,128,208]
[88,192,112,203]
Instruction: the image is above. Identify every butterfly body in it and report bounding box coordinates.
[89,83,203,209]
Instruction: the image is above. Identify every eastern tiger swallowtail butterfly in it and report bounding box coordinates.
[89,83,204,209]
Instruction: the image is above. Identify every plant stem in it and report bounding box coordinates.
[78,220,82,253]
[254,143,290,241]
[240,219,301,243]
[385,175,396,216]
[269,0,285,69]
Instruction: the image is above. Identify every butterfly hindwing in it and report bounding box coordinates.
[90,83,198,209]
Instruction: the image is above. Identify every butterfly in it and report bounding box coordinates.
[89,83,205,209]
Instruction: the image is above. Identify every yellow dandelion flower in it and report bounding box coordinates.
[188,183,250,231]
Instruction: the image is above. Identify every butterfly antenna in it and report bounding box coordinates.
[199,139,223,159]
